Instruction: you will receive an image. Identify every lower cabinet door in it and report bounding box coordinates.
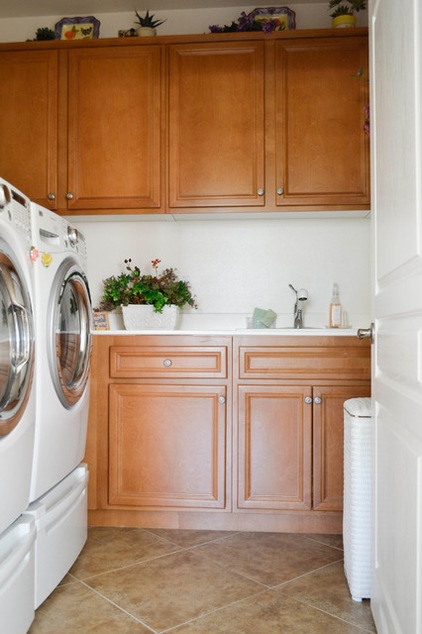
[312,384,371,511]
[237,385,312,510]
[108,384,227,509]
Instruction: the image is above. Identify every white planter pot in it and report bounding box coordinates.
[121,304,179,330]
[136,27,157,37]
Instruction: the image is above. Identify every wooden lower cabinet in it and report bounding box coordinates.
[236,383,371,513]
[237,385,312,510]
[86,334,370,532]
[108,383,227,509]
[312,384,371,511]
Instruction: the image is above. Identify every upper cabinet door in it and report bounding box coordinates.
[0,50,58,208]
[66,46,163,213]
[274,37,370,209]
[168,42,265,210]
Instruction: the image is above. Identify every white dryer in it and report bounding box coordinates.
[0,178,35,536]
[29,204,92,502]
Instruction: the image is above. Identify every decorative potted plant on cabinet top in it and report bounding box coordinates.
[134,9,166,36]
[328,0,367,28]
[97,258,197,330]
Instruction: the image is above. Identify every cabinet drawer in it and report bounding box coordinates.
[110,346,228,379]
[238,345,370,381]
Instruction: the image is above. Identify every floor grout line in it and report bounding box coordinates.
[75,577,160,634]
[277,592,376,634]
[272,557,345,590]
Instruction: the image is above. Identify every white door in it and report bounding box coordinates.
[370,0,422,632]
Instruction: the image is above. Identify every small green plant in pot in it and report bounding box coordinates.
[134,9,166,36]
[328,0,366,27]
[97,258,197,313]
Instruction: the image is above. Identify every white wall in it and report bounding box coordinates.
[81,216,371,330]
[0,4,368,42]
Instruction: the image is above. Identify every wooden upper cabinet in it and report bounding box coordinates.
[66,46,163,213]
[274,36,370,208]
[168,41,265,209]
[0,29,369,215]
[0,50,58,208]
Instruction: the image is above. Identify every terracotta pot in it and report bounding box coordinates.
[332,15,356,28]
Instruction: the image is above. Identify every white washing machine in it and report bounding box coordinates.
[28,203,92,607]
[0,178,35,535]
[29,203,92,502]
[0,178,36,632]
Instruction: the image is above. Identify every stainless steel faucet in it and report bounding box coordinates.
[289,284,308,328]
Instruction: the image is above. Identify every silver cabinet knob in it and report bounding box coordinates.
[276,187,284,195]
[314,396,322,405]
[218,395,226,404]
[66,192,74,200]
[304,396,312,404]
[257,188,265,196]
[47,193,56,200]
[163,358,172,367]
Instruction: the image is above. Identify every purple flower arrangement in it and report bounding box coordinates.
[209,11,285,34]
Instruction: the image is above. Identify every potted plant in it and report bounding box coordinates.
[328,0,366,28]
[97,258,197,330]
[134,9,166,36]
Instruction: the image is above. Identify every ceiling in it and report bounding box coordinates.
[0,0,324,19]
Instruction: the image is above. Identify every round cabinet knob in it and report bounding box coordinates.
[304,396,313,404]
[218,395,226,404]
[314,397,322,405]
[276,187,284,195]
[66,192,74,200]
[257,188,265,196]
[47,193,56,201]
[163,358,172,367]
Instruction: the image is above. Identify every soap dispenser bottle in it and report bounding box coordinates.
[329,283,342,328]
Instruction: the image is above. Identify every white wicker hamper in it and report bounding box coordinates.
[343,397,373,601]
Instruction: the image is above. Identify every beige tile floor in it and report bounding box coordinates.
[29,528,376,633]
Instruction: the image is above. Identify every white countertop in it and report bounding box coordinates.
[92,310,366,336]
[92,327,358,336]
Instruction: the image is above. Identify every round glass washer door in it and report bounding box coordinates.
[0,248,34,436]
[49,260,92,409]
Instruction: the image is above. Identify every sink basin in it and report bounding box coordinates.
[235,327,353,335]
[279,327,322,330]
[236,327,324,331]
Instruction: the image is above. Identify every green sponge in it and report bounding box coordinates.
[252,307,277,329]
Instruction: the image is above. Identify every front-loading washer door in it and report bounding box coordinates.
[49,259,92,409]
[0,250,34,436]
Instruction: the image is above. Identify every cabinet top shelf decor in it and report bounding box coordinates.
[0,27,368,51]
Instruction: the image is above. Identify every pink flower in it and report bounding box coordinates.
[30,247,39,262]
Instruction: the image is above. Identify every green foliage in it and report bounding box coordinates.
[134,9,166,29]
[27,27,56,41]
[328,0,367,17]
[97,259,197,313]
